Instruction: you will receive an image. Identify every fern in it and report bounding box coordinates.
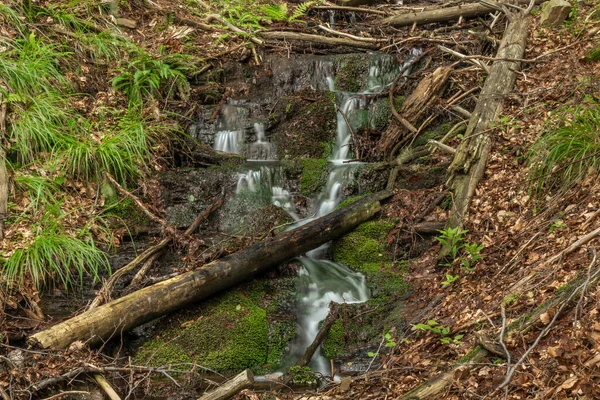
[261,4,288,22]
[290,0,320,21]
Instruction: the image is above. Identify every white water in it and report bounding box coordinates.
[215,53,420,375]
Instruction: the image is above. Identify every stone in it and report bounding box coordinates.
[115,17,137,29]
[540,0,572,28]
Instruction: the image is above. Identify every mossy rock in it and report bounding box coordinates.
[299,158,329,196]
[324,220,410,358]
[270,90,336,160]
[334,54,370,93]
[133,279,297,374]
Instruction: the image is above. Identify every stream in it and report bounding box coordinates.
[211,52,420,374]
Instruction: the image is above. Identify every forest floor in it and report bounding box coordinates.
[2,0,600,399]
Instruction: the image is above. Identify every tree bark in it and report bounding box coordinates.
[258,31,378,50]
[29,191,392,350]
[446,16,530,230]
[198,370,254,400]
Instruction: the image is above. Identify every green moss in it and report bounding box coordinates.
[337,195,366,209]
[323,319,345,358]
[300,158,328,196]
[133,281,295,374]
[335,55,369,92]
[104,197,150,226]
[288,366,318,385]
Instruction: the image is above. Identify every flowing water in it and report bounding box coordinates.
[215,53,419,375]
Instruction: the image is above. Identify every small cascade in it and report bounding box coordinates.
[213,104,248,154]
[247,123,277,161]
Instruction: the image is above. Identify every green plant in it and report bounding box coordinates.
[288,366,317,385]
[436,227,483,272]
[413,320,463,345]
[12,172,62,211]
[529,99,600,194]
[367,332,397,357]
[436,227,468,260]
[111,51,189,108]
[3,211,110,290]
[549,218,567,233]
[441,273,459,286]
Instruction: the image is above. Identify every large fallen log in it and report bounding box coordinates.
[29,191,392,350]
[446,14,530,230]
[198,370,254,400]
[383,0,541,27]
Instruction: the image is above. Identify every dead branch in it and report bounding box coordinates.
[258,31,378,49]
[316,25,386,42]
[547,225,600,264]
[198,370,254,400]
[296,303,340,368]
[313,5,390,15]
[93,374,121,400]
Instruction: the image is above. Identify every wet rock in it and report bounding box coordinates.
[540,0,572,27]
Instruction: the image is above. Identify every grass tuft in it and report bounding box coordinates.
[4,217,110,290]
[529,98,600,194]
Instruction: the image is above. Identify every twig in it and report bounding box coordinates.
[495,231,541,276]
[295,303,340,368]
[93,374,121,400]
[317,24,385,42]
[335,104,361,160]
[427,139,455,154]
[313,5,390,15]
[41,391,90,400]
[574,249,596,333]
[547,225,600,264]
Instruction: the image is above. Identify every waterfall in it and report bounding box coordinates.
[212,52,419,376]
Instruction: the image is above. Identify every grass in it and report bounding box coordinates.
[12,172,61,211]
[529,98,600,194]
[3,214,110,290]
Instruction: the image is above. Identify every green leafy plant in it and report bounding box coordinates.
[441,273,459,286]
[436,226,468,260]
[367,332,397,357]
[111,51,189,108]
[436,227,483,274]
[413,320,463,345]
[288,366,317,385]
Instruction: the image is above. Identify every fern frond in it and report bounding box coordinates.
[290,0,320,21]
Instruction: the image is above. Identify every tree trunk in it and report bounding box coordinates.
[29,191,392,350]
[446,16,530,230]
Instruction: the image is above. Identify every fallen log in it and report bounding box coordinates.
[380,66,452,159]
[198,370,254,400]
[29,191,392,349]
[258,31,378,50]
[446,14,530,231]
[383,0,541,27]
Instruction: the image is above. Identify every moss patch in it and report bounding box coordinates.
[270,90,336,160]
[300,158,328,196]
[134,279,296,374]
[325,220,409,358]
[335,54,369,92]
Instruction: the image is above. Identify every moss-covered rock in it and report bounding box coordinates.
[270,90,336,160]
[299,158,329,196]
[324,220,410,358]
[134,279,297,374]
[335,54,369,93]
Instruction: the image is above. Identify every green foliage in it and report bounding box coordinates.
[441,273,459,286]
[0,33,69,96]
[12,172,61,211]
[0,3,26,35]
[111,51,190,108]
[59,110,160,184]
[289,1,320,22]
[3,211,110,290]
[529,99,600,194]
[436,227,467,261]
[288,366,317,385]
[413,320,463,345]
[437,227,483,273]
